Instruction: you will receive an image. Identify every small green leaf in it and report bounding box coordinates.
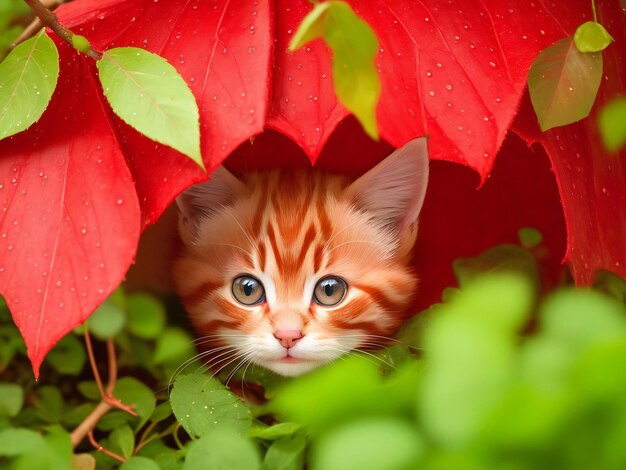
[598,97,626,153]
[109,425,135,459]
[120,456,161,470]
[150,401,172,423]
[184,431,260,470]
[153,328,194,364]
[126,293,166,339]
[312,418,423,470]
[77,381,101,401]
[289,1,381,139]
[34,386,64,423]
[0,383,23,417]
[46,333,86,375]
[0,428,46,456]
[96,47,203,168]
[86,299,126,340]
[72,453,96,470]
[453,244,540,289]
[170,373,251,438]
[574,21,614,53]
[249,422,301,440]
[71,34,92,53]
[528,37,603,131]
[114,377,156,428]
[262,435,306,470]
[0,29,59,140]
[518,227,543,249]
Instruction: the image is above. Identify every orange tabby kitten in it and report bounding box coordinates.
[174,137,429,376]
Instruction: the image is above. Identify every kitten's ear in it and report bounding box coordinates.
[346,137,429,230]
[176,166,244,239]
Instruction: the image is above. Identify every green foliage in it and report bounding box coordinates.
[0,0,29,61]
[2,241,626,469]
[0,29,59,140]
[573,21,614,53]
[170,373,251,437]
[96,47,204,169]
[528,37,602,131]
[290,1,381,139]
[598,97,626,152]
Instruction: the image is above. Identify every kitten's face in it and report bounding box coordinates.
[174,138,429,376]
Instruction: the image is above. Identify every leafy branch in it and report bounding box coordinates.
[23,0,101,59]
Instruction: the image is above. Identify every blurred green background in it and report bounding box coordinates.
[0,0,34,61]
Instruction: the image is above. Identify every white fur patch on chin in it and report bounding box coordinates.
[258,359,325,376]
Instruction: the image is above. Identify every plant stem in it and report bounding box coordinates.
[22,0,102,59]
[88,431,127,462]
[71,333,137,449]
[70,400,111,447]
[591,0,598,22]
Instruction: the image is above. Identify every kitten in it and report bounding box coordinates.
[174,137,429,377]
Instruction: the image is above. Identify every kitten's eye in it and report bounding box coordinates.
[313,276,347,306]
[232,276,265,305]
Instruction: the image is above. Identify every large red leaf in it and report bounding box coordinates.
[0,0,623,374]
[512,0,626,284]
[0,41,140,377]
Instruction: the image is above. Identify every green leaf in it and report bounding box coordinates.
[184,430,260,470]
[0,29,59,140]
[574,21,614,53]
[270,357,419,435]
[453,244,540,290]
[0,383,23,417]
[46,333,86,375]
[87,299,126,340]
[96,47,203,168]
[153,327,194,364]
[114,377,156,428]
[150,401,173,423]
[598,97,626,152]
[120,456,161,470]
[77,381,102,401]
[249,422,301,440]
[0,428,46,456]
[518,227,543,249]
[136,440,182,470]
[289,1,380,139]
[126,293,166,339]
[419,274,533,447]
[262,435,306,470]
[171,373,251,438]
[311,418,423,470]
[34,386,64,423]
[72,453,96,470]
[110,425,135,459]
[528,37,603,131]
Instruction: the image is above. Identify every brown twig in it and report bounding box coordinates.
[70,333,137,448]
[88,431,127,463]
[12,0,62,48]
[22,0,102,59]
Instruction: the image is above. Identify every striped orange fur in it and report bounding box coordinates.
[174,138,429,376]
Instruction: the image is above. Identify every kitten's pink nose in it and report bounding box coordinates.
[274,330,303,349]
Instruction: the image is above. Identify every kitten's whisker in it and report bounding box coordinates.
[324,345,396,370]
[209,348,254,381]
[168,345,240,390]
[322,217,369,253]
[225,353,255,387]
[223,207,256,248]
